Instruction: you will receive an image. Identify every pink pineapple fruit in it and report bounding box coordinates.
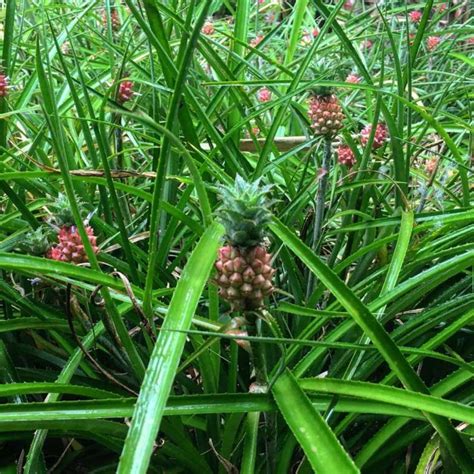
[118,80,134,103]
[257,87,272,103]
[48,226,99,264]
[337,145,356,167]
[361,123,388,149]
[427,36,441,51]
[0,74,9,97]
[201,21,214,35]
[345,73,361,84]
[409,10,422,23]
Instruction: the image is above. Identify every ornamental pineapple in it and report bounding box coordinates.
[308,89,345,137]
[337,145,356,167]
[48,226,98,263]
[102,8,120,32]
[409,10,422,23]
[0,74,9,97]
[361,123,388,149]
[257,87,272,103]
[345,73,361,84]
[427,36,441,51]
[201,21,214,35]
[214,176,275,311]
[47,195,98,264]
[118,80,134,103]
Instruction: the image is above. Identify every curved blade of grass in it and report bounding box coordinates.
[355,368,473,467]
[0,391,430,425]
[0,383,119,400]
[227,0,250,145]
[117,221,224,474]
[272,368,359,473]
[343,210,414,379]
[299,378,474,424]
[269,217,474,471]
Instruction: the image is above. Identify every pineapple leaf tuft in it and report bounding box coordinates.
[309,85,333,98]
[17,225,53,256]
[50,193,80,227]
[217,175,273,247]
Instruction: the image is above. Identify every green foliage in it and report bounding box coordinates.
[0,0,472,472]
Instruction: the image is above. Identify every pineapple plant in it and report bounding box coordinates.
[214,176,275,311]
[257,87,272,103]
[17,226,52,256]
[427,35,441,51]
[307,87,345,137]
[337,144,356,167]
[102,8,120,32]
[0,73,9,97]
[361,123,388,149]
[47,195,99,264]
[409,10,422,24]
[118,79,134,103]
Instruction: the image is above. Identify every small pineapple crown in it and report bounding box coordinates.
[50,194,80,227]
[217,175,273,248]
[17,226,52,256]
[309,85,334,99]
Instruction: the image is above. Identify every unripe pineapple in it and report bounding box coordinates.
[0,74,9,97]
[214,176,275,311]
[308,89,345,137]
[47,195,98,264]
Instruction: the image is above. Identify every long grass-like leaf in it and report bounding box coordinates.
[117,222,224,474]
[269,217,474,471]
[272,369,359,473]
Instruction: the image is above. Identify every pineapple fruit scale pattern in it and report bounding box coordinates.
[48,225,98,264]
[308,93,345,136]
[216,245,274,311]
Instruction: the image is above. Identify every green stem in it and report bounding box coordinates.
[306,136,332,300]
[246,311,267,385]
